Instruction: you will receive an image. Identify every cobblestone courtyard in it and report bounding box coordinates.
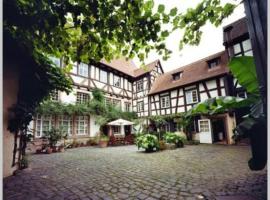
[4,145,267,200]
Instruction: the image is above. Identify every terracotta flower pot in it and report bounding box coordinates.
[46,147,53,154]
[58,146,65,153]
[99,141,108,148]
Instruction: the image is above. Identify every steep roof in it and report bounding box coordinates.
[100,58,137,77]
[101,58,161,77]
[133,60,160,77]
[149,51,229,95]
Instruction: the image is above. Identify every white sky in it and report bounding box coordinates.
[133,0,245,72]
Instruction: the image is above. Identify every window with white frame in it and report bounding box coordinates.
[112,126,120,134]
[160,96,170,108]
[233,39,253,57]
[172,72,182,81]
[137,79,143,92]
[207,57,220,69]
[199,120,210,132]
[75,116,89,135]
[36,115,54,137]
[137,101,144,112]
[76,92,90,104]
[105,97,112,106]
[59,115,73,136]
[78,63,89,77]
[124,102,131,112]
[50,89,59,101]
[50,57,61,67]
[71,62,78,74]
[113,75,121,87]
[100,69,108,83]
[112,99,121,109]
[185,89,198,104]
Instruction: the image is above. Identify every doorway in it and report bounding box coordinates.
[211,118,227,144]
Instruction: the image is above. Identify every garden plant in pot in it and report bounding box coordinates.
[136,133,160,152]
[164,132,186,148]
[99,134,109,148]
[44,127,67,154]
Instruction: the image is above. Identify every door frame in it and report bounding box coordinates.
[198,119,213,144]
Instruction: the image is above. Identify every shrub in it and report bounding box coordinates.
[136,134,159,152]
[86,138,98,146]
[164,132,186,148]
[44,127,67,148]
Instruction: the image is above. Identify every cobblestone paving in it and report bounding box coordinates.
[4,145,267,200]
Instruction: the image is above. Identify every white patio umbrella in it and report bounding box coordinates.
[107,119,134,135]
[107,118,134,126]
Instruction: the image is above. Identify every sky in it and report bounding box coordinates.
[133,0,245,72]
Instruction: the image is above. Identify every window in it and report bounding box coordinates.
[160,96,170,108]
[100,69,108,83]
[50,57,61,67]
[137,101,144,112]
[199,120,210,132]
[75,116,89,135]
[59,115,73,136]
[78,63,89,77]
[208,57,220,69]
[233,39,253,57]
[124,102,131,112]
[113,75,121,87]
[36,115,54,137]
[172,72,182,81]
[71,62,78,74]
[112,99,121,109]
[185,89,198,104]
[76,92,90,104]
[112,126,120,134]
[137,79,143,92]
[105,97,112,106]
[50,89,59,101]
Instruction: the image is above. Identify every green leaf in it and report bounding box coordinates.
[228,56,259,94]
[158,4,165,13]
[170,7,178,16]
[161,30,169,37]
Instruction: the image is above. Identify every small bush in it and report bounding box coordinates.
[164,132,186,148]
[136,134,159,152]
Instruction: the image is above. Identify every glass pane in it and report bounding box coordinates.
[233,43,241,54]
[242,39,252,51]
[244,50,253,56]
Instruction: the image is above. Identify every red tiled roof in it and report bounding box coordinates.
[101,58,160,77]
[149,51,229,95]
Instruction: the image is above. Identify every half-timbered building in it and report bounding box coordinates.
[148,51,236,144]
[28,58,165,146]
[29,17,252,146]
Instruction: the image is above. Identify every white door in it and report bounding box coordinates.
[198,119,212,144]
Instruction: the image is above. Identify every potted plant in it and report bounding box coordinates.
[46,146,53,154]
[58,144,65,152]
[164,132,185,149]
[44,127,67,153]
[99,134,109,148]
[136,133,159,152]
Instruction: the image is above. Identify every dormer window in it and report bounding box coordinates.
[208,57,220,69]
[172,72,182,81]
